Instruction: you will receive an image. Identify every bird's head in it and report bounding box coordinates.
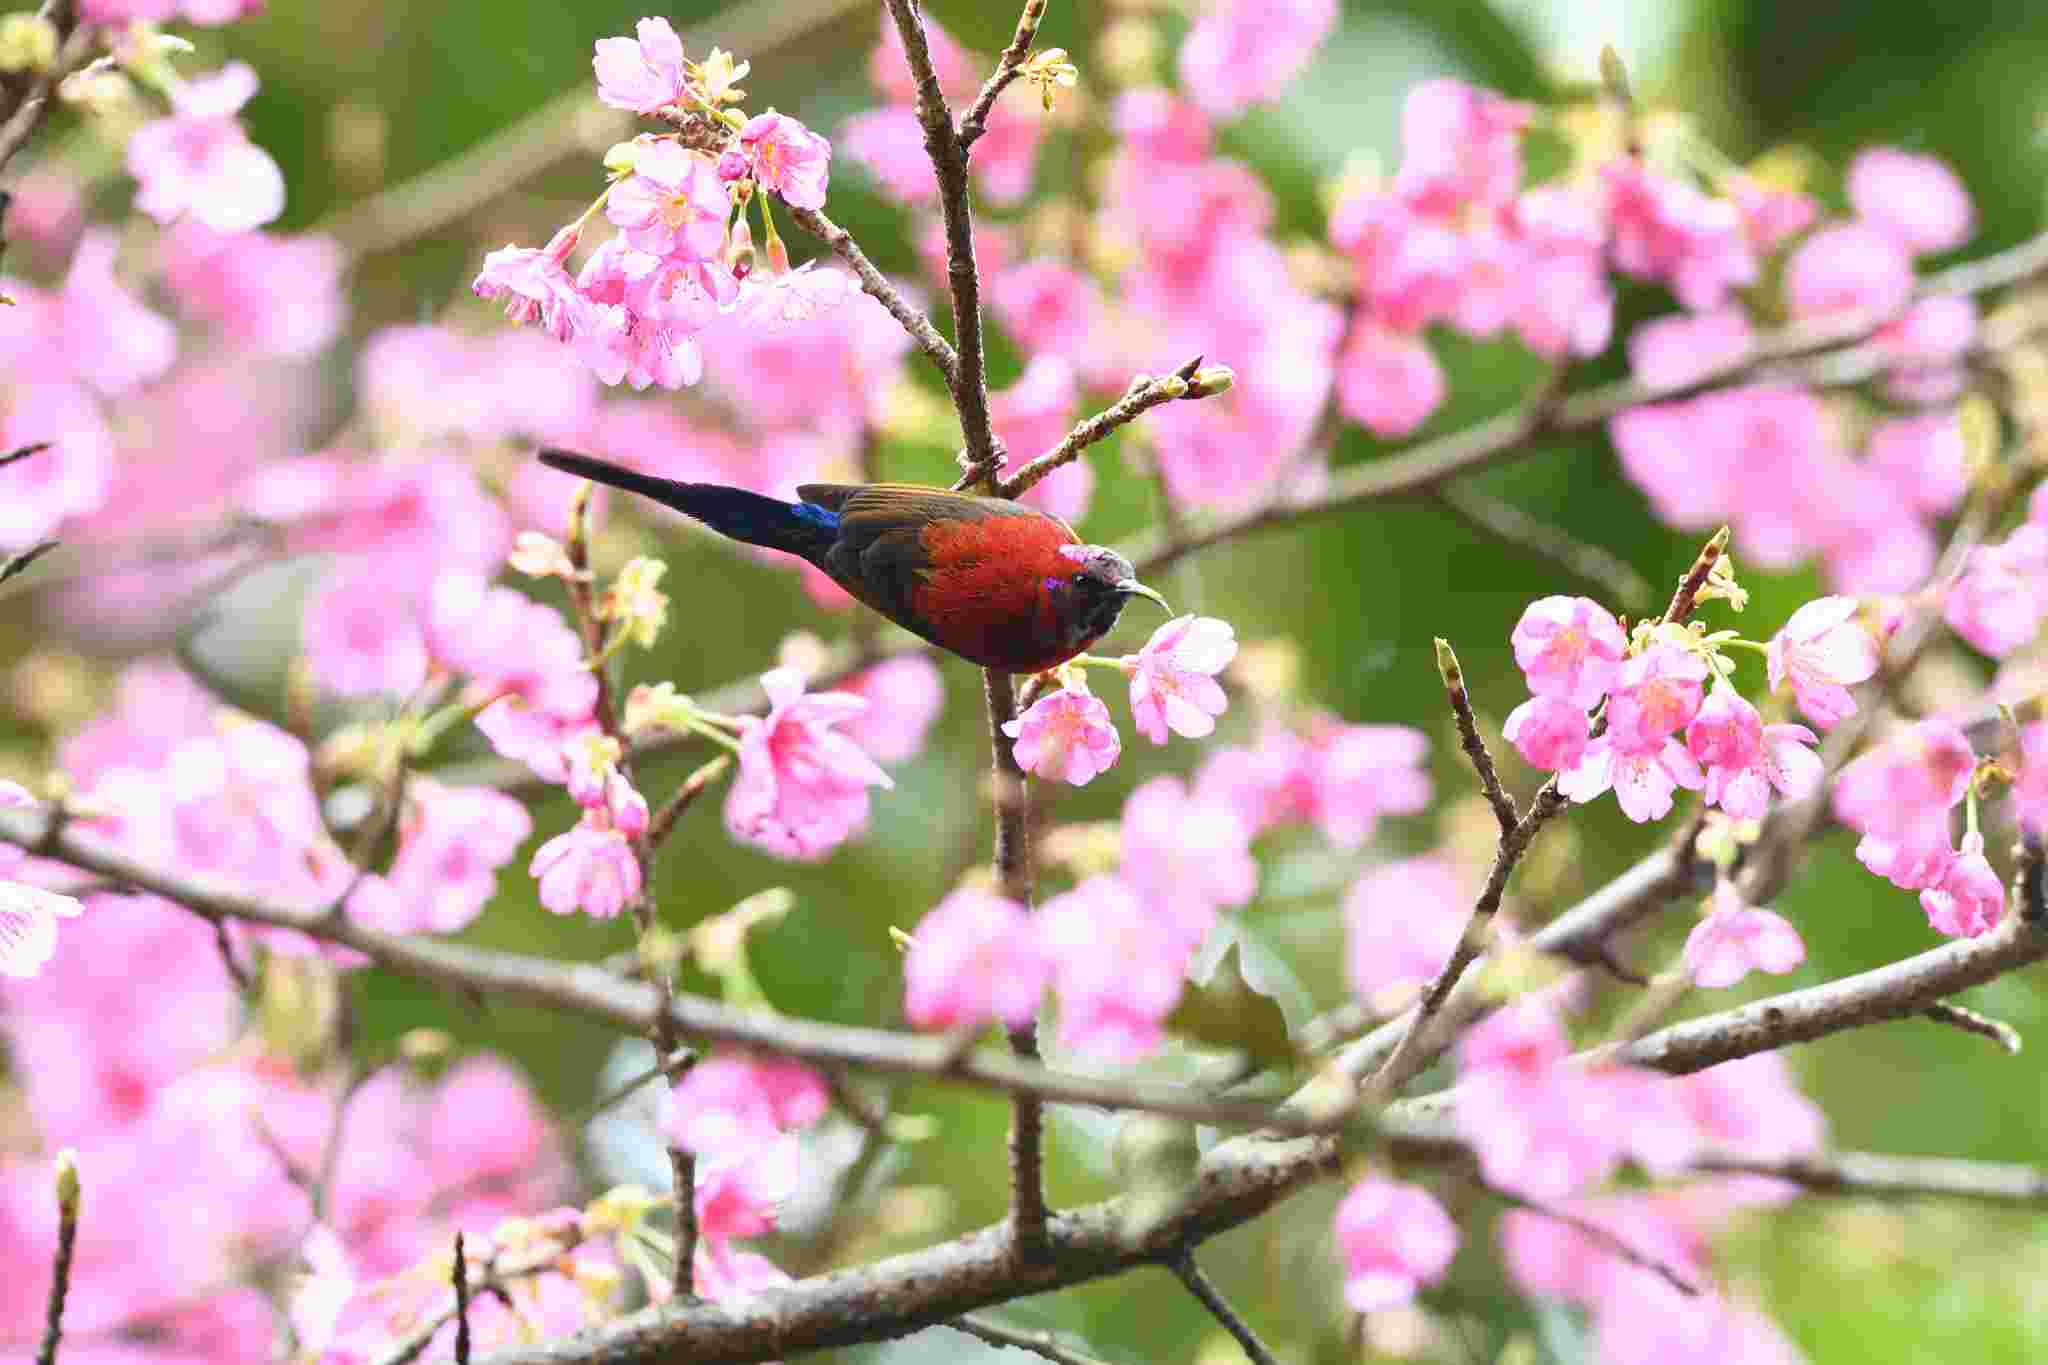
[1053,543,1171,650]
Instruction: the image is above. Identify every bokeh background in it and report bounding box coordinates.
[9,1,2048,1360]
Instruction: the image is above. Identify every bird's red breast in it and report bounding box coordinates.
[909,514,1088,672]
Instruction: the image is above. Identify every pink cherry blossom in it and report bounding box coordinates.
[1457,1001,1659,1200]
[1177,0,1337,117]
[836,655,946,764]
[1309,721,1432,847]
[1847,147,1974,255]
[735,111,832,209]
[529,820,640,918]
[0,373,112,551]
[1943,526,2048,657]
[1671,1052,1826,1161]
[1855,829,1956,893]
[1334,318,1445,437]
[662,1052,829,1155]
[1333,1175,1459,1312]
[1002,686,1122,786]
[1503,694,1591,771]
[161,221,348,358]
[1731,175,1818,253]
[0,881,83,978]
[1511,595,1627,708]
[990,258,1108,363]
[1192,727,1319,836]
[1765,596,1879,728]
[1040,876,1187,1060]
[1867,410,1967,515]
[1627,307,1752,391]
[1123,614,1237,744]
[1393,78,1532,213]
[840,105,938,201]
[1684,882,1806,988]
[695,1136,799,1251]
[2013,721,2048,836]
[379,780,533,935]
[472,230,585,343]
[902,887,1048,1032]
[1120,775,1257,950]
[1603,160,1757,311]
[125,62,286,233]
[304,570,430,698]
[593,17,691,114]
[726,667,894,860]
[1686,684,1823,820]
[1783,222,1914,321]
[1606,644,1709,753]
[1832,716,1974,847]
[53,229,177,397]
[1344,856,1470,999]
[606,139,731,261]
[1874,294,1977,370]
[1559,736,1706,823]
[1920,830,2004,938]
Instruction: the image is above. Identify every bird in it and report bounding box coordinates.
[538,449,1171,673]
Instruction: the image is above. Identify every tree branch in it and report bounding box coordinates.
[788,204,960,388]
[1169,1253,1279,1365]
[986,357,1214,497]
[881,0,999,477]
[1688,1148,2048,1204]
[0,1,82,179]
[949,1312,1115,1365]
[957,0,1048,150]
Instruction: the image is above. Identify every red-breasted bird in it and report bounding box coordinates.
[539,449,1170,673]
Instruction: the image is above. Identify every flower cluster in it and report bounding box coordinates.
[475,17,850,392]
[653,1050,828,1297]
[1001,614,1239,785]
[1610,146,1980,595]
[1502,595,1828,825]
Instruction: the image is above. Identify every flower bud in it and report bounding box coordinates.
[0,13,58,73]
[1187,364,1236,397]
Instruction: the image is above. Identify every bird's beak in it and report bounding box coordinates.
[1116,579,1173,615]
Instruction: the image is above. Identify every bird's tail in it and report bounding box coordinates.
[539,449,840,561]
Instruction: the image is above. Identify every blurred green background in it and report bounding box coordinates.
[36,0,2048,1360]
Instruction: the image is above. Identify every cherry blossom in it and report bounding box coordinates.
[1002,685,1122,786]
[1333,1175,1459,1312]
[726,667,894,859]
[1684,882,1807,988]
[1765,596,1880,728]
[902,887,1048,1033]
[1511,595,1627,707]
[1920,830,2004,938]
[125,62,286,233]
[1122,614,1237,744]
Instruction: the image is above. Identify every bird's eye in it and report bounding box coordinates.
[1070,572,1089,590]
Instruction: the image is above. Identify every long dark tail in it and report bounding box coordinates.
[539,449,840,561]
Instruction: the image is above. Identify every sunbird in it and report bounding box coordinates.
[539,450,1172,673]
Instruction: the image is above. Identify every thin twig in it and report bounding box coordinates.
[453,1232,473,1365]
[787,204,959,387]
[644,755,733,850]
[0,1,82,178]
[1502,1196,1701,1297]
[982,668,1050,1263]
[1688,1148,2048,1204]
[1436,481,1655,610]
[881,0,999,476]
[988,357,1210,497]
[1920,1001,2023,1054]
[1435,637,1517,833]
[0,540,58,586]
[0,440,52,469]
[957,0,1048,149]
[33,1150,78,1365]
[574,1045,699,1124]
[1169,1253,1279,1365]
[949,1313,1114,1365]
